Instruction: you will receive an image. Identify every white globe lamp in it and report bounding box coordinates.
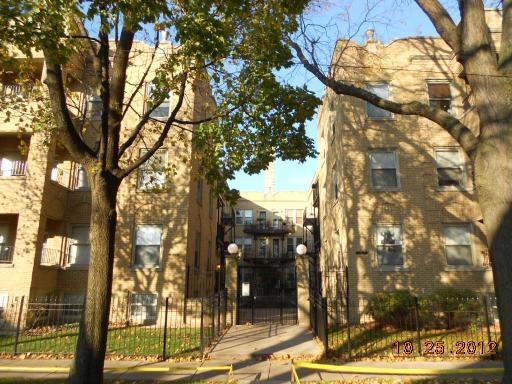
[296,244,308,256]
[227,243,239,255]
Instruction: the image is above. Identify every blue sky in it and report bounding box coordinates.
[228,0,441,192]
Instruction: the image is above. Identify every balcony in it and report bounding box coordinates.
[243,220,292,235]
[242,249,296,260]
[0,160,27,177]
[0,245,14,264]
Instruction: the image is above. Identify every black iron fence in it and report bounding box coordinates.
[310,293,501,359]
[0,290,229,359]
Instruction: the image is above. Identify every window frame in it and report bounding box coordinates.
[374,223,406,270]
[434,147,467,190]
[366,83,393,119]
[132,224,163,269]
[369,150,401,191]
[442,223,475,268]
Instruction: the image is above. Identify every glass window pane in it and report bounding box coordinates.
[372,169,398,187]
[377,226,401,245]
[444,226,470,245]
[371,152,395,169]
[367,84,391,118]
[446,245,473,265]
[438,168,462,186]
[428,83,451,98]
[436,150,460,168]
[377,245,404,265]
[134,245,160,266]
[136,225,162,245]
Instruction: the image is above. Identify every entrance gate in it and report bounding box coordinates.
[237,261,297,324]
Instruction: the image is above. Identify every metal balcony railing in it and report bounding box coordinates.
[0,244,14,264]
[0,160,27,176]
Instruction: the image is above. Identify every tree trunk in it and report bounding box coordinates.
[68,171,120,384]
[474,127,512,383]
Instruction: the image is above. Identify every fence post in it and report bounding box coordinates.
[162,297,169,360]
[482,295,492,343]
[251,296,255,324]
[14,296,25,355]
[200,298,204,355]
[414,296,422,355]
[322,297,328,352]
[345,265,351,359]
[280,289,284,325]
[217,291,221,336]
[211,295,216,341]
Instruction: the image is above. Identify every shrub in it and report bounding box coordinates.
[365,290,417,329]
[422,288,481,329]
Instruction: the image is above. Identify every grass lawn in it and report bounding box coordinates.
[0,325,203,357]
[328,325,502,358]
[0,380,214,384]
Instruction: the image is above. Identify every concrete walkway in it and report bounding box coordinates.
[207,323,324,360]
[0,324,505,383]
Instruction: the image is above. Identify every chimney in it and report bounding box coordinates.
[264,162,276,195]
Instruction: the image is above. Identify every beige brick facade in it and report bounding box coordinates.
[0,42,221,305]
[314,11,501,299]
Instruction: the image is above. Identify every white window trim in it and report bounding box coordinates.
[374,223,407,271]
[366,82,394,120]
[132,223,163,269]
[434,147,467,191]
[369,150,401,191]
[443,223,476,269]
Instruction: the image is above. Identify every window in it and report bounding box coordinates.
[285,209,304,225]
[428,82,451,112]
[272,239,280,257]
[258,211,267,228]
[194,232,201,270]
[258,239,267,258]
[235,237,253,256]
[435,148,465,188]
[145,83,171,120]
[370,150,399,189]
[86,95,102,121]
[367,83,392,118]
[133,224,162,268]
[272,211,281,228]
[235,209,253,225]
[138,149,167,190]
[443,224,473,266]
[69,225,90,266]
[0,154,26,176]
[75,164,89,190]
[375,225,404,267]
[130,293,158,325]
[287,237,303,257]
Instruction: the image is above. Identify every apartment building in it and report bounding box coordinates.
[314,11,501,299]
[0,40,221,314]
[225,165,309,324]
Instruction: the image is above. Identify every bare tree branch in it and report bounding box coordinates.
[415,0,461,54]
[290,39,479,157]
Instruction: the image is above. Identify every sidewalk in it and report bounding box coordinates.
[0,324,505,383]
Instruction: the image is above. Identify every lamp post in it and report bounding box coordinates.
[227,243,239,257]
